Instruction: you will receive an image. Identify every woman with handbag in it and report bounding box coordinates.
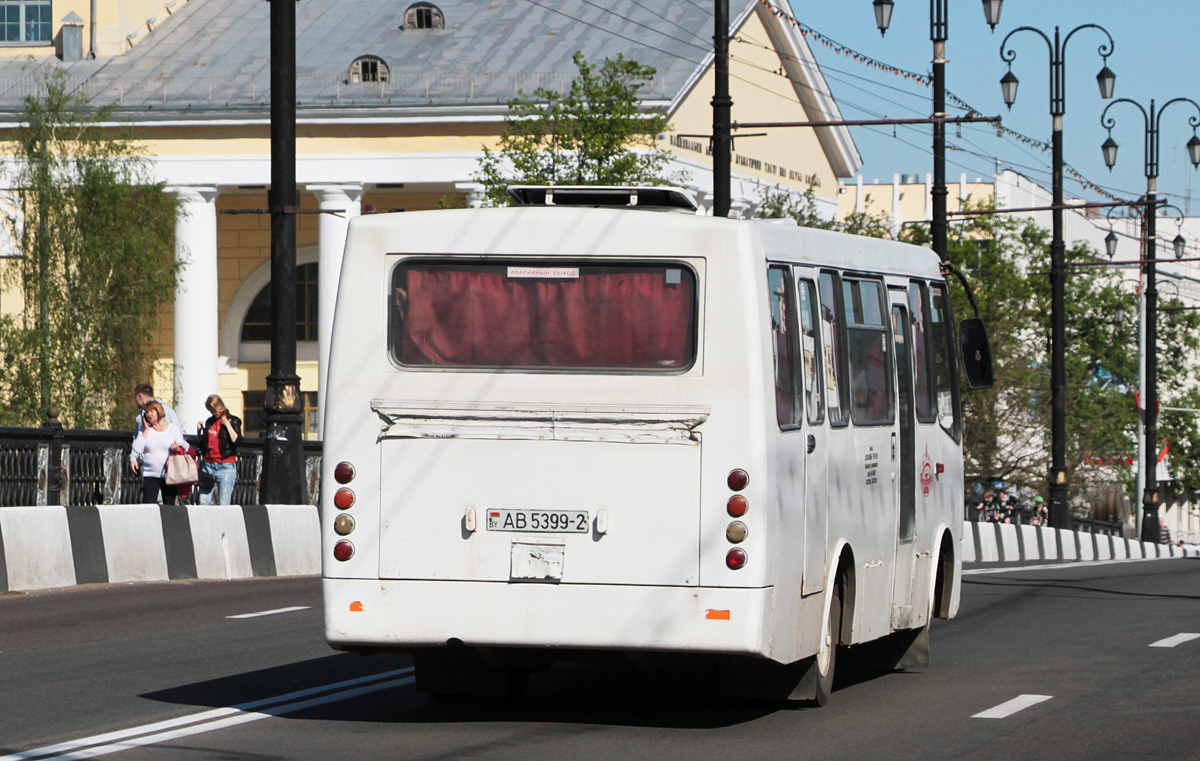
[196,394,241,505]
[130,401,187,504]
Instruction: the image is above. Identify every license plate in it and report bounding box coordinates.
[487,510,589,533]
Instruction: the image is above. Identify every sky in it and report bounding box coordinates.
[785,0,1200,215]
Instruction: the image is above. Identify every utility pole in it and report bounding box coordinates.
[711,0,731,218]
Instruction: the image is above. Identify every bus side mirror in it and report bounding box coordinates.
[959,318,994,390]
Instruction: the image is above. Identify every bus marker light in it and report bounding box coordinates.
[595,508,609,535]
[465,507,477,533]
[726,521,748,543]
[726,548,747,570]
[727,495,748,517]
[727,469,749,491]
[334,461,356,484]
[705,609,731,620]
[350,601,363,612]
[334,540,355,561]
[334,488,355,510]
[334,514,355,535]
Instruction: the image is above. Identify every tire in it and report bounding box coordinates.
[812,581,842,707]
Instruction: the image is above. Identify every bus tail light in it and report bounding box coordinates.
[334,540,355,561]
[726,548,747,570]
[334,488,355,510]
[727,469,749,491]
[727,495,748,517]
[334,514,355,536]
[726,521,748,543]
[334,461,356,484]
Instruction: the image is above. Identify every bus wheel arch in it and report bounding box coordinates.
[833,547,856,644]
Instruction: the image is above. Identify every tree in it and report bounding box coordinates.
[0,68,182,429]
[475,52,685,206]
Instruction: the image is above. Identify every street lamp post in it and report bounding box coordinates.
[1100,98,1200,541]
[999,24,1115,529]
[261,0,306,504]
[873,0,1004,261]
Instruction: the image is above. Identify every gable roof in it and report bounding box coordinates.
[0,0,858,174]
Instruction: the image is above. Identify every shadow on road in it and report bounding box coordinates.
[142,650,905,729]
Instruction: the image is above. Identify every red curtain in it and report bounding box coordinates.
[395,265,695,370]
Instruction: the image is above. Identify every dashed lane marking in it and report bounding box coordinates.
[1149,633,1200,648]
[0,667,414,761]
[972,694,1053,719]
[226,606,311,619]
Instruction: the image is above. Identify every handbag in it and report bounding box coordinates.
[197,467,217,491]
[165,453,199,485]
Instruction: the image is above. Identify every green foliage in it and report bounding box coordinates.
[940,201,1197,513]
[475,52,685,206]
[0,68,181,428]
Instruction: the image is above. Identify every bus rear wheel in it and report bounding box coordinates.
[811,582,841,707]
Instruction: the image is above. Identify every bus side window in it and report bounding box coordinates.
[818,271,849,426]
[929,283,962,441]
[908,281,936,424]
[797,278,825,425]
[769,265,801,429]
[842,278,894,425]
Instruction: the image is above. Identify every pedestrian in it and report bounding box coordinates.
[1160,517,1171,545]
[130,400,187,504]
[1030,496,1049,527]
[133,383,180,435]
[196,394,241,505]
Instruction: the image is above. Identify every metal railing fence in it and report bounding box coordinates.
[0,424,321,507]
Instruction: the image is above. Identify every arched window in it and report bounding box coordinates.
[240,262,319,342]
[348,55,390,84]
[403,3,444,30]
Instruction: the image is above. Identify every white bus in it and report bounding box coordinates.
[322,187,991,704]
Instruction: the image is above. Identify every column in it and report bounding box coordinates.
[454,182,486,208]
[170,186,220,432]
[310,184,363,437]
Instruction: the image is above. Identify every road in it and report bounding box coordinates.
[2,558,1198,761]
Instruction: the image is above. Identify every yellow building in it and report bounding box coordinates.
[0,0,860,436]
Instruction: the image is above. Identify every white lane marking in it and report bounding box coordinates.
[0,667,413,761]
[972,694,1052,719]
[44,676,415,761]
[1150,633,1200,648]
[225,606,311,619]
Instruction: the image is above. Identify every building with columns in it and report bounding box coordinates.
[0,0,861,436]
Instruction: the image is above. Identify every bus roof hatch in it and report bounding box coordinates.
[506,185,699,213]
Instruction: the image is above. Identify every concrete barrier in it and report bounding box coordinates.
[0,504,320,593]
[958,520,1199,566]
[0,507,76,593]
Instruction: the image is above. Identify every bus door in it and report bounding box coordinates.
[795,270,827,596]
[888,288,918,626]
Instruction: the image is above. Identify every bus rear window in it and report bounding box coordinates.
[389,261,697,371]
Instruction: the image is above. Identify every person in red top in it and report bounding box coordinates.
[196,394,242,505]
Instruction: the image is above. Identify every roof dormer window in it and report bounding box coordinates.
[403,3,444,30]
[349,55,389,84]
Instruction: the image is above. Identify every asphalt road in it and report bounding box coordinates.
[2,558,1198,761]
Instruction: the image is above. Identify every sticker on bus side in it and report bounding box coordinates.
[506,266,580,279]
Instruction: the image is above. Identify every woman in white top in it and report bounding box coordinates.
[130,400,187,504]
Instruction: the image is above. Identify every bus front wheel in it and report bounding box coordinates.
[811,581,841,706]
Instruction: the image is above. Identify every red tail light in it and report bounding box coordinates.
[334,540,355,561]
[726,548,747,570]
[334,461,356,484]
[334,488,355,510]
[727,469,749,491]
[727,495,748,517]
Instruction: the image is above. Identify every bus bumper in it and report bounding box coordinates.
[323,578,778,658]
